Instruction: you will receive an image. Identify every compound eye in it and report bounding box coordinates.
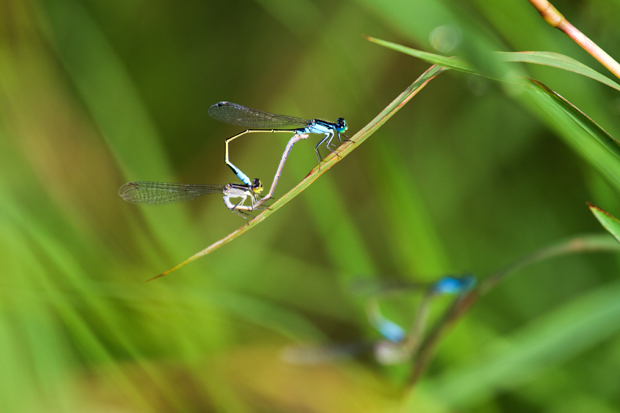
[336,118,347,132]
[252,178,263,192]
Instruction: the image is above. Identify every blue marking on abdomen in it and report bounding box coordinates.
[228,164,251,186]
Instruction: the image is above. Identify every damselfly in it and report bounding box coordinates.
[283,274,476,366]
[118,131,310,222]
[208,101,348,185]
[118,178,263,221]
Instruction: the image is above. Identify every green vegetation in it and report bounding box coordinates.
[2,0,620,411]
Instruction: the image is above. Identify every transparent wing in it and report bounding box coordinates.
[208,101,310,129]
[118,182,225,205]
[280,342,373,365]
[349,278,425,297]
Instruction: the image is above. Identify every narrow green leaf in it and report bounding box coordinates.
[364,38,620,185]
[364,36,475,73]
[499,51,620,92]
[588,203,620,243]
[524,80,620,186]
[421,279,620,408]
[366,37,620,92]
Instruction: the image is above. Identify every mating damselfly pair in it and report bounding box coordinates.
[119,102,348,221]
[283,274,476,366]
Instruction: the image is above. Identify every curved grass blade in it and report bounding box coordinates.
[148,64,448,281]
[524,79,620,186]
[499,51,620,92]
[367,36,620,92]
[588,203,620,244]
[366,36,620,188]
[364,36,475,73]
[407,233,620,388]
[422,279,620,408]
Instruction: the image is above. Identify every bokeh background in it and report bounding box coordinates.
[3,0,620,411]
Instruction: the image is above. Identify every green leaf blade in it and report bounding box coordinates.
[364,36,475,73]
[151,64,448,279]
[499,51,620,92]
[524,80,620,186]
[588,203,620,244]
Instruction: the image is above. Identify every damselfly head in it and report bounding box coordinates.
[336,118,347,133]
[431,274,476,295]
[252,178,263,194]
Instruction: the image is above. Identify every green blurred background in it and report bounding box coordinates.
[3,0,620,411]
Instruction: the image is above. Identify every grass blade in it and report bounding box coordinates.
[588,203,620,243]
[364,36,475,73]
[421,279,620,408]
[365,36,620,188]
[499,51,620,92]
[149,64,448,280]
[523,79,620,186]
[367,37,620,92]
[407,234,620,389]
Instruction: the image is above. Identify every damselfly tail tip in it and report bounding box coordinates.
[118,182,139,202]
[146,274,164,282]
[146,269,174,282]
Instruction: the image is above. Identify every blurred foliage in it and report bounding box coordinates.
[2,0,620,411]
